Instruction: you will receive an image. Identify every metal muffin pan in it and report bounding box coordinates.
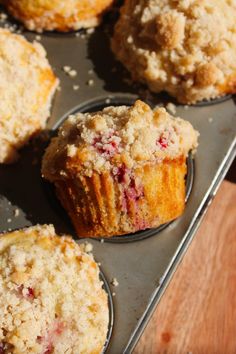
[0,11,236,354]
[100,270,114,353]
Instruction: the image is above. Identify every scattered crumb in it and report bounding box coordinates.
[14,209,20,217]
[63,65,71,73]
[86,28,95,35]
[73,85,80,91]
[100,239,104,244]
[97,262,101,266]
[112,292,116,297]
[35,35,41,41]
[7,218,11,223]
[84,242,93,253]
[63,66,77,78]
[208,117,213,123]
[105,98,111,104]
[88,69,94,75]
[68,70,77,78]
[111,278,119,287]
[166,102,177,115]
[183,105,189,110]
[80,34,86,39]
[0,13,7,21]
[87,79,94,86]
[75,32,80,37]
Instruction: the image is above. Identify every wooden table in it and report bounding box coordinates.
[134,179,236,354]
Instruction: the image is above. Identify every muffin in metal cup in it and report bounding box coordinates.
[42,100,199,238]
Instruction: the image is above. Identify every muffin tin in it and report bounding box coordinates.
[0,10,236,353]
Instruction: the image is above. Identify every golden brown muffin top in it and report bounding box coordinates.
[42,100,198,179]
[0,29,58,163]
[112,0,236,103]
[3,0,114,32]
[0,225,108,353]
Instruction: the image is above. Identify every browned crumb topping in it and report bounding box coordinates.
[0,225,108,353]
[112,0,236,103]
[0,29,58,164]
[3,0,114,32]
[42,100,198,179]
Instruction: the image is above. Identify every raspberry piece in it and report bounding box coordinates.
[43,343,53,354]
[93,131,120,157]
[26,287,35,299]
[157,136,168,149]
[18,285,35,300]
[116,165,128,183]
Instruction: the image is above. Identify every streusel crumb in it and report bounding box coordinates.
[42,100,198,179]
[0,225,109,353]
[112,0,236,103]
[3,0,114,32]
[0,29,58,164]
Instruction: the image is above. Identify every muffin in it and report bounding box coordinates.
[42,100,198,238]
[112,0,236,104]
[3,0,114,32]
[0,224,109,353]
[0,29,58,164]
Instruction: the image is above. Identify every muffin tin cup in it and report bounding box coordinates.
[193,94,232,107]
[0,13,236,354]
[99,269,114,353]
[45,97,195,243]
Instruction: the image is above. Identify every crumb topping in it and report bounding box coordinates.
[3,0,114,32]
[0,225,108,353]
[42,100,198,179]
[112,0,236,103]
[0,29,58,164]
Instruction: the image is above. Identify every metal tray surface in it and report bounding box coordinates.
[0,12,236,354]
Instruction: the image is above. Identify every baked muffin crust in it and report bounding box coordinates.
[42,101,198,238]
[112,0,236,104]
[0,29,58,164]
[0,224,109,353]
[3,0,114,32]
[42,100,199,180]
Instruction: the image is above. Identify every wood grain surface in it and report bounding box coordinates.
[134,180,236,354]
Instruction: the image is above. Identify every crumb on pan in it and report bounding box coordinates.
[166,103,177,115]
[87,79,95,86]
[83,242,94,253]
[111,278,119,287]
[73,85,80,91]
[14,209,20,217]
